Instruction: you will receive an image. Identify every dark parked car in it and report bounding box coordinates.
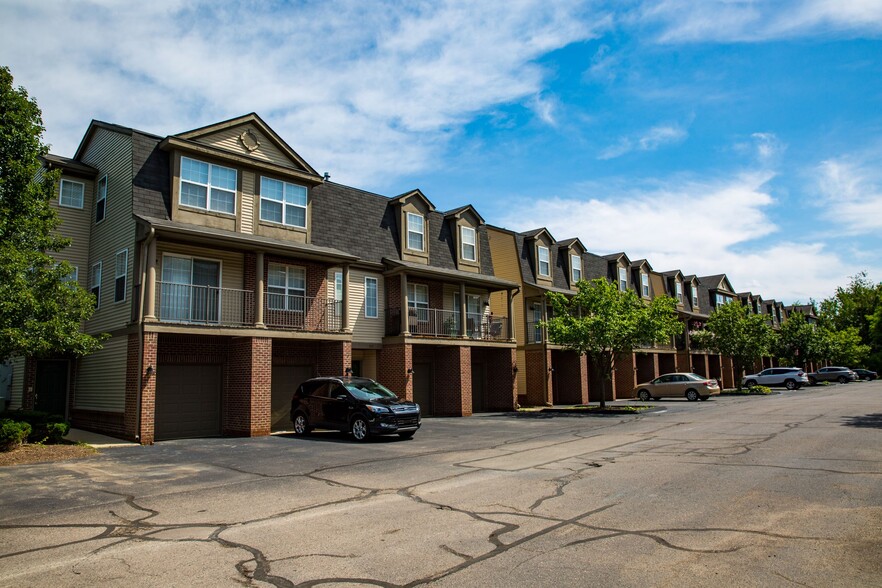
[742,367,808,390]
[853,369,878,381]
[807,366,858,385]
[290,377,421,441]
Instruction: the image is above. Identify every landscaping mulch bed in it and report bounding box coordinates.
[0,443,97,467]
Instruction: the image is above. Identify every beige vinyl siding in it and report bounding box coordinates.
[9,356,25,410]
[157,243,245,291]
[50,174,94,287]
[194,124,298,170]
[348,269,384,344]
[241,170,255,234]
[80,128,136,334]
[487,228,524,344]
[74,335,126,411]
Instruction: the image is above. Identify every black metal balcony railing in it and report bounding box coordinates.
[526,321,545,344]
[386,307,509,340]
[264,293,341,332]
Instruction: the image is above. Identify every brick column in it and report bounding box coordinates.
[225,337,272,437]
[676,351,691,372]
[317,340,352,376]
[613,352,636,399]
[137,332,158,444]
[434,345,472,416]
[554,351,588,405]
[722,356,736,389]
[378,343,412,400]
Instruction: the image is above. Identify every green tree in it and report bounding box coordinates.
[689,302,777,388]
[818,272,882,370]
[776,312,825,369]
[543,278,683,408]
[0,66,104,359]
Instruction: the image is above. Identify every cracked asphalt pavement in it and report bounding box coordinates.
[2,383,881,587]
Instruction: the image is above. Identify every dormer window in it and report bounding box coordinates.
[260,177,307,228]
[537,246,550,277]
[571,255,582,283]
[407,212,424,252]
[461,226,476,261]
[618,267,628,291]
[692,286,699,309]
[641,273,650,297]
[675,282,682,303]
[180,156,236,214]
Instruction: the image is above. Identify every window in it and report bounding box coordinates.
[334,271,344,318]
[716,293,731,306]
[95,175,107,222]
[461,226,476,261]
[260,177,307,228]
[641,273,649,297]
[90,262,102,309]
[59,179,84,209]
[692,286,699,309]
[406,213,424,252]
[675,282,682,303]
[66,266,78,284]
[537,246,550,277]
[179,156,236,214]
[619,267,628,291]
[408,284,429,321]
[160,256,221,323]
[267,264,306,311]
[571,255,582,283]
[114,249,127,303]
[364,277,378,318]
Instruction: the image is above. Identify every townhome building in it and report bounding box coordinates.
[696,274,741,388]
[8,113,518,443]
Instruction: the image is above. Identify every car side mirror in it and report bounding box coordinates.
[335,394,348,400]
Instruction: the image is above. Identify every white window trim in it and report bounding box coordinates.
[179,156,237,215]
[692,286,699,309]
[537,245,550,277]
[59,179,85,209]
[461,226,477,262]
[571,254,582,283]
[267,263,307,311]
[675,281,682,303]
[406,212,425,252]
[114,249,128,303]
[95,175,107,222]
[91,261,102,310]
[641,273,650,297]
[259,176,308,228]
[364,276,378,318]
[619,267,628,291]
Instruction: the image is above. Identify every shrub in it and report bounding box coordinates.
[8,410,69,443]
[747,385,773,395]
[0,419,32,451]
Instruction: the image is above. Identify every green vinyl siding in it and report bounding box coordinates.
[74,335,126,412]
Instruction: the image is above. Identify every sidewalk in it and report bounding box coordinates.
[64,428,138,448]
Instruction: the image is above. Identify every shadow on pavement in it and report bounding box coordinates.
[273,431,413,443]
[841,413,882,429]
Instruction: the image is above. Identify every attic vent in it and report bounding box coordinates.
[239,129,260,153]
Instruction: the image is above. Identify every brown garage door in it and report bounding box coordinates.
[155,364,222,440]
[413,362,433,416]
[271,365,313,432]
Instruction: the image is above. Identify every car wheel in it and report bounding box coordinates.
[292,412,311,435]
[351,416,370,442]
[638,389,652,401]
[837,376,848,384]
[745,379,757,387]
[398,431,415,439]
[686,389,699,402]
[785,380,797,390]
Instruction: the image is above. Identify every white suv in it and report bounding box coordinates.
[742,367,809,390]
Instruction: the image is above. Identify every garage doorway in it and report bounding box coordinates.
[155,364,222,440]
[271,365,313,432]
[413,362,433,416]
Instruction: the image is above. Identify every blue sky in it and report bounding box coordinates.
[3,0,882,303]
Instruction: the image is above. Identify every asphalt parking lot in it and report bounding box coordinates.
[1,382,881,587]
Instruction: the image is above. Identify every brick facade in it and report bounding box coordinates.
[635,353,656,388]
[482,347,518,411]
[691,353,710,377]
[378,343,412,400]
[658,353,676,375]
[614,352,637,399]
[721,355,735,389]
[434,345,472,416]
[551,350,588,405]
[676,351,692,373]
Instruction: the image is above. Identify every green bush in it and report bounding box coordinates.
[8,410,69,443]
[747,385,773,395]
[0,419,32,451]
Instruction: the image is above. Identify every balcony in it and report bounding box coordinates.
[386,307,509,341]
[526,321,546,344]
[155,282,343,332]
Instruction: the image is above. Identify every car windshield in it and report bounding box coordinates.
[344,380,398,401]
[685,373,707,381]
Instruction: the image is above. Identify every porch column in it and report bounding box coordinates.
[255,252,265,327]
[400,273,409,335]
[459,282,467,337]
[342,264,351,332]
[144,238,157,321]
[507,289,515,341]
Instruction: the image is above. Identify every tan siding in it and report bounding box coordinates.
[80,128,135,334]
[349,269,384,344]
[194,124,298,170]
[51,174,94,287]
[488,228,524,344]
[241,171,255,234]
[74,335,126,411]
[157,243,245,291]
[9,356,25,410]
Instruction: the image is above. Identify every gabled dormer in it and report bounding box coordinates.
[753,294,763,315]
[739,292,754,313]
[699,274,737,310]
[444,204,484,273]
[557,238,587,289]
[522,228,556,285]
[391,189,435,265]
[630,259,653,299]
[158,113,324,243]
[603,252,632,292]
[663,270,685,307]
[684,275,701,313]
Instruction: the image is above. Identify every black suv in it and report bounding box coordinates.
[290,377,421,441]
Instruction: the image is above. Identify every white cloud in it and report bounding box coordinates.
[598,123,688,159]
[0,0,606,186]
[527,94,559,126]
[641,0,882,43]
[815,153,882,233]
